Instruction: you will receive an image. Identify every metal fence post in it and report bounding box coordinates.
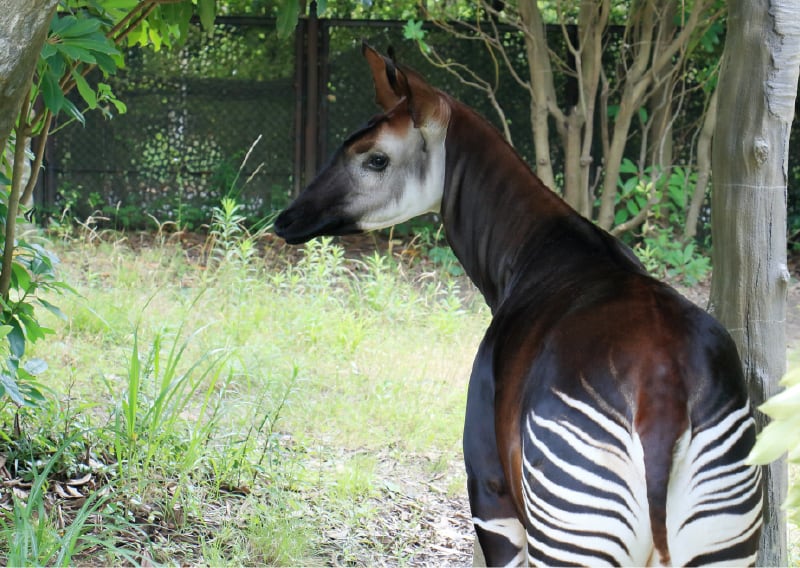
[302,1,319,190]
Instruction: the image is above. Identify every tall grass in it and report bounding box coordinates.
[0,223,488,565]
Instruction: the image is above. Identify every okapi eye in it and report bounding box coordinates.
[365,153,389,172]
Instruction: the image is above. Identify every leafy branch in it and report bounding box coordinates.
[0,0,216,407]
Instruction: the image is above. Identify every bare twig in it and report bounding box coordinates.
[21,112,53,207]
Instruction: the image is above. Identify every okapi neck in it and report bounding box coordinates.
[439,99,572,311]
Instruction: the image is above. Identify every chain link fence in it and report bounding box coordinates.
[35,17,569,229]
[40,18,295,228]
[34,16,798,233]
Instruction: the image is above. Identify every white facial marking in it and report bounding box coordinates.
[347,124,447,230]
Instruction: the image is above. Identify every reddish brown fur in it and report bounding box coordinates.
[274,45,762,566]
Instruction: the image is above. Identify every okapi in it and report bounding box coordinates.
[274,44,763,566]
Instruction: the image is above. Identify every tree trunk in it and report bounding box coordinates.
[518,0,559,193]
[709,1,799,565]
[0,0,58,152]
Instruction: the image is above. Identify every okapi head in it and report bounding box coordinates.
[274,43,450,244]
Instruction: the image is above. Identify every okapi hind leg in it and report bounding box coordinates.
[464,348,527,567]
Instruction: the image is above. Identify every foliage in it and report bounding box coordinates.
[634,229,710,286]
[612,160,711,285]
[0,0,220,407]
[404,0,726,239]
[0,231,71,407]
[0,425,134,567]
[395,220,464,277]
[749,364,800,530]
[49,14,294,228]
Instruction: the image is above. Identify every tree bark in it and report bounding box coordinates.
[518,0,559,193]
[0,0,58,152]
[683,88,716,243]
[709,0,799,565]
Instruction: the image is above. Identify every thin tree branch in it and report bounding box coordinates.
[1,88,32,301]
[20,111,53,207]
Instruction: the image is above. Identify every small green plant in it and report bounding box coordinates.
[612,160,711,285]
[404,222,464,277]
[209,197,256,266]
[0,231,71,407]
[106,313,231,483]
[289,237,347,294]
[634,228,711,285]
[206,137,268,268]
[0,432,133,567]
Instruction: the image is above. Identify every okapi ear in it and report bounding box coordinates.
[397,65,445,128]
[362,42,448,129]
[362,42,406,111]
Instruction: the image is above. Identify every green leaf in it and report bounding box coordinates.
[50,14,74,36]
[94,52,119,75]
[23,358,48,376]
[17,311,52,345]
[66,35,120,57]
[57,44,97,64]
[41,70,65,114]
[59,17,102,38]
[10,263,31,293]
[747,415,800,464]
[619,158,638,175]
[62,97,86,125]
[759,382,800,420]
[0,372,24,406]
[276,0,300,38]
[38,298,67,321]
[198,0,216,33]
[20,382,46,407]
[46,52,67,78]
[72,70,97,109]
[41,42,57,59]
[403,20,426,42]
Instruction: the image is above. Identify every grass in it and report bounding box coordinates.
[4,216,798,565]
[0,225,488,565]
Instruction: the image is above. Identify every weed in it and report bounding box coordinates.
[0,432,135,566]
[635,228,711,285]
[208,197,259,267]
[103,302,232,490]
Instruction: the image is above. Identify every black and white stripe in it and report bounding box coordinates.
[522,387,651,566]
[666,403,762,566]
[520,387,762,566]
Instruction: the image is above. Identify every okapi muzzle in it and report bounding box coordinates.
[273,157,361,245]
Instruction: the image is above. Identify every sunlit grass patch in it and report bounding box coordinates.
[2,230,485,565]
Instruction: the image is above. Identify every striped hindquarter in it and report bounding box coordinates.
[518,382,762,567]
